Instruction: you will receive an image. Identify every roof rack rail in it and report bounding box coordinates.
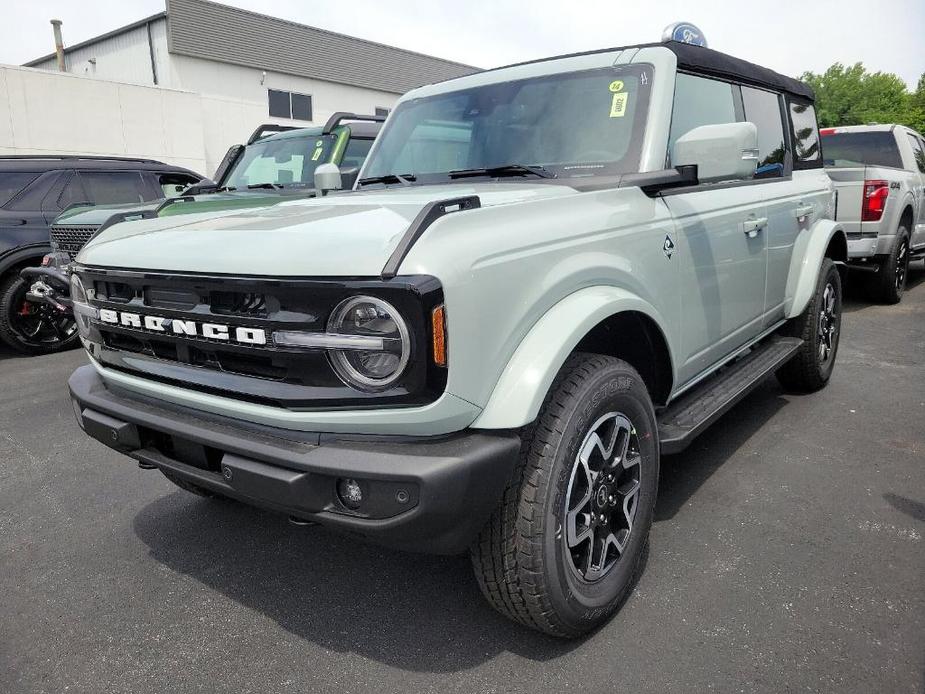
[0,154,160,164]
[322,112,386,135]
[246,124,300,145]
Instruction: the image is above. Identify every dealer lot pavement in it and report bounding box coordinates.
[1,266,923,694]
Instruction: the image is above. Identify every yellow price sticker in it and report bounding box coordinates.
[608,80,624,93]
[609,92,629,118]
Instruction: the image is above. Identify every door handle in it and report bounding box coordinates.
[742,217,768,238]
[794,204,814,220]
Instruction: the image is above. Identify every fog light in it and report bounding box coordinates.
[337,478,364,509]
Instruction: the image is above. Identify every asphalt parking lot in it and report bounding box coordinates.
[1,266,923,694]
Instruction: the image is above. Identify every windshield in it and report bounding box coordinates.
[821,131,903,169]
[360,64,653,185]
[222,134,337,189]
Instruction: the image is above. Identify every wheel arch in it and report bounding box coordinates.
[0,245,51,283]
[784,219,847,319]
[897,204,914,234]
[471,286,675,430]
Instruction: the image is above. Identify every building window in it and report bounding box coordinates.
[375,107,390,117]
[268,89,313,121]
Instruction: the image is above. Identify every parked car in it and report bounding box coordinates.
[822,124,925,303]
[0,156,201,354]
[66,40,846,637]
[13,114,383,357]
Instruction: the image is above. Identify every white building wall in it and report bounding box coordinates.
[0,65,207,173]
[17,22,404,174]
[166,55,399,171]
[30,18,166,87]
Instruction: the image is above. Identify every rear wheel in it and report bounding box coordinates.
[777,257,841,393]
[0,275,79,355]
[470,353,659,637]
[872,227,910,304]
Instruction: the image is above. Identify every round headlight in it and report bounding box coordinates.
[69,273,92,340]
[327,296,410,391]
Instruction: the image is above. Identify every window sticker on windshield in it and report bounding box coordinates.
[608,80,624,93]
[609,91,629,118]
[311,147,324,161]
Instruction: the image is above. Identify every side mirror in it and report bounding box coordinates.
[339,166,360,190]
[314,163,342,195]
[671,122,758,183]
[181,178,217,196]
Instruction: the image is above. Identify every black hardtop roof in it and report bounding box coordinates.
[489,40,814,101]
[0,155,201,175]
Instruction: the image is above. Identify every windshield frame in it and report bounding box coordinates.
[358,64,654,188]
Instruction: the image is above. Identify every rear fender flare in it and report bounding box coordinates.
[784,219,846,318]
[471,286,673,430]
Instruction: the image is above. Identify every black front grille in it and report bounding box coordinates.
[76,267,446,409]
[51,225,99,260]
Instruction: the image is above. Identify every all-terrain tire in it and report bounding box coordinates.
[0,275,80,355]
[872,227,910,304]
[161,470,222,498]
[776,257,841,393]
[470,353,659,638]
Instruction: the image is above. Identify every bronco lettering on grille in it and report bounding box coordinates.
[98,309,267,345]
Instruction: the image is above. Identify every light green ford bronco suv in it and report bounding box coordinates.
[67,41,846,637]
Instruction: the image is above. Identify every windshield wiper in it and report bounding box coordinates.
[247,183,285,190]
[448,164,554,179]
[357,173,417,187]
[215,185,237,192]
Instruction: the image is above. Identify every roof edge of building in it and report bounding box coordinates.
[23,12,167,67]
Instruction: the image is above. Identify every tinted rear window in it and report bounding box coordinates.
[821,131,902,169]
[0,172,39,207]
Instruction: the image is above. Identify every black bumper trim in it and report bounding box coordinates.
[69,365,520,554]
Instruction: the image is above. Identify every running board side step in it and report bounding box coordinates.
[658,336,803,455]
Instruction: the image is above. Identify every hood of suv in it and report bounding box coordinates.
[77,183,574,276]
[55,190,318,227]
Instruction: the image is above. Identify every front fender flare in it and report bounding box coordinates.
[784,219,846,319]
[470,286,673,430]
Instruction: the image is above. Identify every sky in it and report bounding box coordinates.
[2,0,923,88]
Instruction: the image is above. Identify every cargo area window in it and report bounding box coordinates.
[268,89,313,121]
[789,101,822,167]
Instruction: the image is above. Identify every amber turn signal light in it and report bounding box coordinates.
[431,304,447,367]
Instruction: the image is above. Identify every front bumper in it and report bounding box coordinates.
[69,365,520,554]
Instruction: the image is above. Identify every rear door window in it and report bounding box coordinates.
[78,171,159,205]
[0,173,40,207]
[741,86,786,178]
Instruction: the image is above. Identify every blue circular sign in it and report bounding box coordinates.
[662,22,707,47]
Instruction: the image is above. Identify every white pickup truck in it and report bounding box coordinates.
[822,124,925,303]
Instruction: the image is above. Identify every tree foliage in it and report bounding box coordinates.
[801,63,925,133]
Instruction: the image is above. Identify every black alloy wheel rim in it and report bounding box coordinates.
[564,412,642,582]
[896,240,908,291]
[818,281,839,365]
[8,284,77,347]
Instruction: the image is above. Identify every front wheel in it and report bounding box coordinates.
[470,353,659,637]
[776,257,842,393]
[0,275,80,355]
